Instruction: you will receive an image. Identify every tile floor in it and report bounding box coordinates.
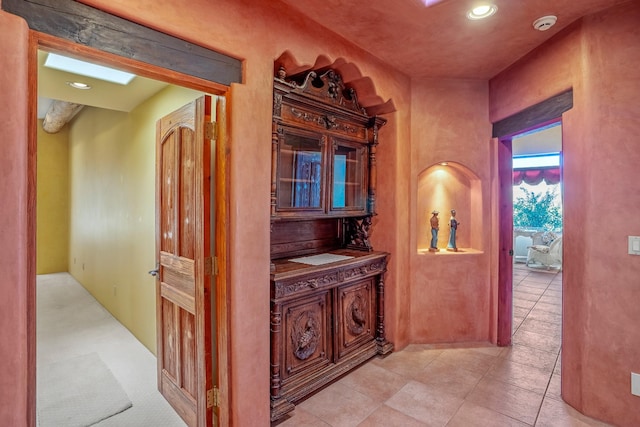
[274,264,612,427]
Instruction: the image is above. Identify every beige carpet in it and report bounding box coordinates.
[37,273,186,426]
[38,352,132,427]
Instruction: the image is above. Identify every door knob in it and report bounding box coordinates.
[149,263,160,277]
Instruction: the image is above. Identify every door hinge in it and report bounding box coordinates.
[204,257,219,276]
[205,121,218,141]
[206,387,220,408]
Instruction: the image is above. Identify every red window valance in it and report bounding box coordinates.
[513,167,560,185]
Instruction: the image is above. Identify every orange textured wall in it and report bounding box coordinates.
[490,3,640,426]
[410,78,494,342]
[0,10,32,427]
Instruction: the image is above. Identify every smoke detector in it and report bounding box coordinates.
[533,15,557,31]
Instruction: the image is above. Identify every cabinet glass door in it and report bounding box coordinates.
[277,131,324,211]
[331,141,365,212]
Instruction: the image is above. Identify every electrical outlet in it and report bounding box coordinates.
[632,372,640,397]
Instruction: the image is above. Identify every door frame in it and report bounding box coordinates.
[28,31,232,424]
[493,90,572,346]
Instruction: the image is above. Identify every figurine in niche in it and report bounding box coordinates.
[429,210,439,252]
[447,209,459,252]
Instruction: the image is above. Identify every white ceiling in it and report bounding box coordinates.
[37,50,168,119]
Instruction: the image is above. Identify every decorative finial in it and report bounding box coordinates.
[277,65,287,80]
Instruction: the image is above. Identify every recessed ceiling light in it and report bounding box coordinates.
[45,53,136,85]
[66,81,92,90]
[467,4,498,20]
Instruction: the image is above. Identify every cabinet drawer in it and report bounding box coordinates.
[281,291,332,383]
[335,278,376,359]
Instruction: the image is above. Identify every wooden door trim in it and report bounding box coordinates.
[214,97,231,424]
[492,89,571,346]
[27,31,39,427]
[492,89,572,138]
[2,0,242,86]
[28,32,231,426]
[35,31,230,95]
[496,138,513,346]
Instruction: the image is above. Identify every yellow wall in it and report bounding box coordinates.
[68,85,203,353]
[37,120,70,274]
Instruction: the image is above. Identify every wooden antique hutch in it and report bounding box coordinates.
[269,64,393,421]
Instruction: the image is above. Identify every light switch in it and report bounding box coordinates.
[632,372,640,397]
[629,236,640,255]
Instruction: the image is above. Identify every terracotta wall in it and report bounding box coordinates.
[490,3,640,425]
[410,78,494,342]
[0,10,32,427]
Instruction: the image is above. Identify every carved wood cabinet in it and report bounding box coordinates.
[270,66,392,421]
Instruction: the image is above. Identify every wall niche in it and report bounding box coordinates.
[417,162,483,253]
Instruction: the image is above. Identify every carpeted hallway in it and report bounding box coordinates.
[36,273,186,427]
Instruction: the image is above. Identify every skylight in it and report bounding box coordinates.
[44,53,136,85]
[513,153,560,169]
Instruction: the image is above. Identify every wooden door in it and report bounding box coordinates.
[155,96,214,426]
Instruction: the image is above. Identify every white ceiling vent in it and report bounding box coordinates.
[533,15,557,31]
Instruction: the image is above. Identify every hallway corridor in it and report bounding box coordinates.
[276,265,611,426]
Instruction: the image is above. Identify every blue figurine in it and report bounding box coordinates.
[447,209,459,251]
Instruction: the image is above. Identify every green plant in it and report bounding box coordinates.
[513,186,562,230]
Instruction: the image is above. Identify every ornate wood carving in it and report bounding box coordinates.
[291,311,320,360]
[276,68,366,115]
[273,93,283,117]
[346,293,367,335]
[345,216,374,251]
[270,250,391,421]
[274,257,385,299]
[270,65,386,240]
[270,303,282,398]
[275,273,339,298]
[270,64,391,422]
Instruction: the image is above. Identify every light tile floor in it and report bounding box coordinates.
[275,264,613,427]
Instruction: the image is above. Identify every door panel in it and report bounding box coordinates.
[156,96,213,426]
[282,292,332,383]
[336,279,375,359]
